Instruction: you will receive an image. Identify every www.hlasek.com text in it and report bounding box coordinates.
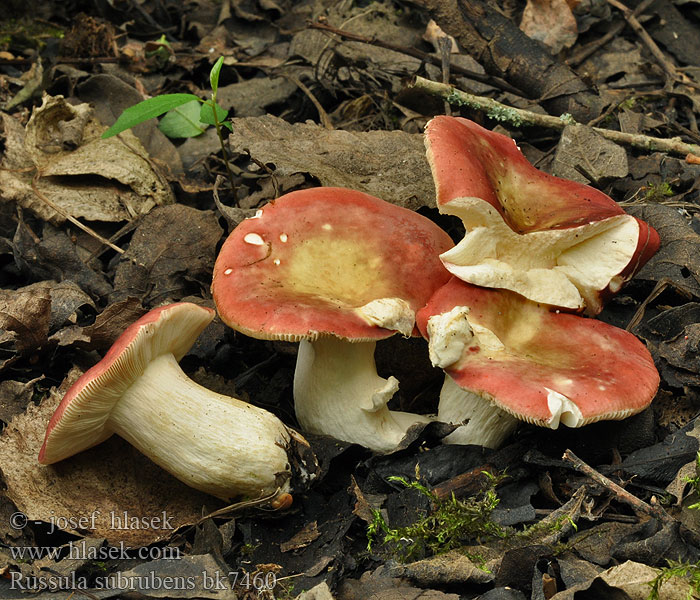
[10,540,181,562]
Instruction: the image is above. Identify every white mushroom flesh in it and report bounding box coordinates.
[355,297,415,337]
[426,306,504,369]
[293,337,429,453]
[545,387,584,428]
[439,197,640,312]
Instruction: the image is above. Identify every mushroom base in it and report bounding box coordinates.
[109,354,298,501]
[294,337,430,453]
[438,375,518,448]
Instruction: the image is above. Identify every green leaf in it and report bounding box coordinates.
[199,101,228,126]
[101,94,200,138]
[210,56,225,94]
[158,100,207,138]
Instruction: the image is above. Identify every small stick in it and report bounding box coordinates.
[31,172,125,254]
[432,464,497,500]
[437,35,453,116]
[562,449,674,524]
[606,0,699,91]
[283,73,334,130]
[307,20,522,95]
[410,76,700,159]
[568,0,655,67]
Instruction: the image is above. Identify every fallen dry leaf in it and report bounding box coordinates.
[637,303,700,391]
[280,521,320,552]
[11,221,112,300]
[217,77,297,117]
[0,95,173,223]
[570,560,691,599]
[520,0,578,54]
[0,282,52,369]
[229,115,435,210]
[49,296,146,350]
[628,204,700,299]
[76,73,184,176]
[551,123,628,184]
[0,369,218,546]
[0,378,42,425]
[111,204,223,304]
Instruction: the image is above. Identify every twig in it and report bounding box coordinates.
[193,489,291,526]
[283,73,334,130]
[30,172,125,254]
[562,449,674,524]
[567,0,655,67]
[85,218,142,263]
[606,0,700,91]
[437,35,452,116]
[624,277,693,331]
[432,465,498,500]
[410,76,700,159]
[307,20,522,95]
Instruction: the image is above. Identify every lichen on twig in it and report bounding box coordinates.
[411,76,700,160]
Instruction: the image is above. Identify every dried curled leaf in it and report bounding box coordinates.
[0,95,173,224]
[228,115,435,211]
[0,370,216,546]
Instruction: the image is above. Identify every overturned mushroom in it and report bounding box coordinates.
[417,278,659,447]
[425,116,659,314]
[39,302,317,502]
[212,187,453,452]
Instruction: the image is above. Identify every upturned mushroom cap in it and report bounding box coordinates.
[417,278,659,429]
[425,116,660,314]
[212,187,454,341]
[39,303,214,464]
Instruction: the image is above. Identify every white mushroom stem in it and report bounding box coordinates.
[106,353,297,501]
[437,375,518,448]
[293,337,430,453]
[427,306,518,448]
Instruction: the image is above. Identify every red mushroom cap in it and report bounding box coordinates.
[212,187,453,341]
[424,116,660,313]
[416,278,659,427]
[39,302,215,464]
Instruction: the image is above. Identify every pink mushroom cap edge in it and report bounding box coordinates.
[416,278,660,426]
[39,302,215,464]
[212,187,454,342]
[424,116,661,312]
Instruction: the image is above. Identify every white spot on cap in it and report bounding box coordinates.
[322,223,332,231]
[279,233,288,243]
[244,233,265,246]
[274,259,281,266]
[250,209,264,219]
[224,268,233,275]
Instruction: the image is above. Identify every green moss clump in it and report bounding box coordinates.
[367,474,506,562]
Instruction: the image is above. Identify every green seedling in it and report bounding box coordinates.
[102,56,235,188]
[367,474,506,562]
